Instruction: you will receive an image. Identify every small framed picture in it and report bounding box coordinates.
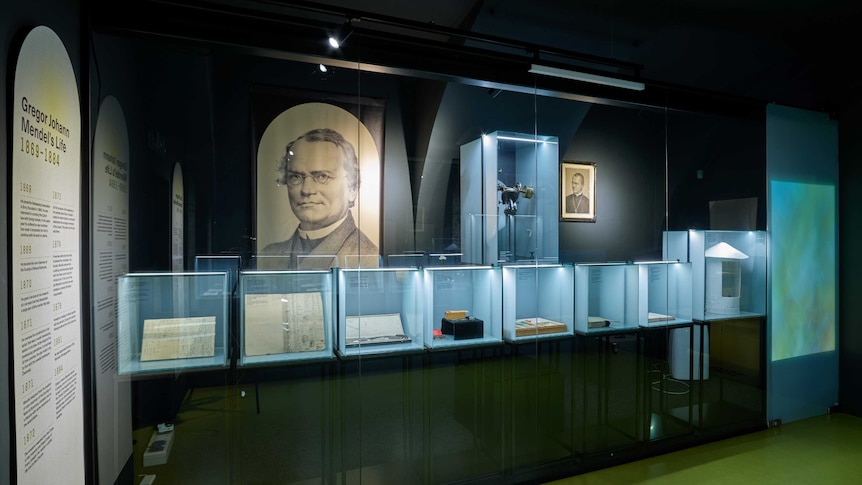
[560,161,596,222]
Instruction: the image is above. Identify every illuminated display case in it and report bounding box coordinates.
[460,131,559,265]
[574,263,638,333]
[336,267,424,357]
[117,272,230,376]
[194,254,242,294]
[664,230,767,380]
[502,264,574,341]
[238,270,335,366]
[635,261,693,327]
[687,230,767,320]
[422,266,503,349]
[387,253,427,268]
[662,230,690,263]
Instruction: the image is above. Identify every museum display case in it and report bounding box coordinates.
[574,262,638,334]
[688,230,768,321]
[335,267,424,357]
[502,264,574,341]
[634,261,693,328]
[666,231,767,380]
[461,131,559,266]
[659,231,766,434]
[72,3,775,482]
[386,252,428,268]
[422,266,503,349]
[237,269,335,366]
[117,272,230,376]
[194,254,242,294]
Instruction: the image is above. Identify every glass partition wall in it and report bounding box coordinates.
[92,5,767,483]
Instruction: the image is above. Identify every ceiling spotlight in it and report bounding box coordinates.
[328,21,354,49]
[319,64,328,72]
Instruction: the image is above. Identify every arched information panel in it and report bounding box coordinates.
[92,95,132,485]
[11,25,85,484]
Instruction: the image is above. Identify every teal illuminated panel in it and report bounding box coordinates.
[770,181,836,360]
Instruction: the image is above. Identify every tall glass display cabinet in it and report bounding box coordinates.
[665,230,767,433]
[460,131,559,265]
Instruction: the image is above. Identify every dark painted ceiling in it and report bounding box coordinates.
[102,0,859,114]
[299,0,860,114]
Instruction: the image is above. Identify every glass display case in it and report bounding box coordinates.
[194,254,242,295]
[387,253,428,268]
[634,261,693,327]
[574,263,638,334]
[427,252,462,266]
[336,267,424,357]
[422,266,503,349]
[662,230,690,263]
[461,131,559,265]
[502,264,574,341]
[665,230,767,380]
[117,272,230,375]
[688,230,767,320]
[238,270,335,366]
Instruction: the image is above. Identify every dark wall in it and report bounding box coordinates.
[839,96,862,416]
[559,104,667,262]
[91,37,217,273]
[558,102,767,263]
[667,110,767,231]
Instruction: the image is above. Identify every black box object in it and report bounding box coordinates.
[441,317,484,340]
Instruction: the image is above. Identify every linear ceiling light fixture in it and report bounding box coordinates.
[529,64,645,91]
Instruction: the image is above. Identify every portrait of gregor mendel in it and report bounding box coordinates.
[259,128,379,270]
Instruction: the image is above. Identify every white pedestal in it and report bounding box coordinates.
[670,326,709,380]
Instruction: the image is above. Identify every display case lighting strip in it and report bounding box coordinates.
[633,260,680,265]
[367,267,417,272]
[244,270,331,275]
[132,271,224,277]
[425,265,492,271]
[495,135,558,144]
[504,263,563,269]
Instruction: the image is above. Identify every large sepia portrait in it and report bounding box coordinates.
[252,87,385,270]
[560,161,596,222]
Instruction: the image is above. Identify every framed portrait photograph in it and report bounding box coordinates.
[560,161,596,222]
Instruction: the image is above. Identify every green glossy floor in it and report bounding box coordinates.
[545,413,862,485]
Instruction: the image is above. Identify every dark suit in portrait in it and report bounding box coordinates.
[565,192,590,213]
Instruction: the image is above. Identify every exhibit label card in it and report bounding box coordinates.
[11,26,85,484]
